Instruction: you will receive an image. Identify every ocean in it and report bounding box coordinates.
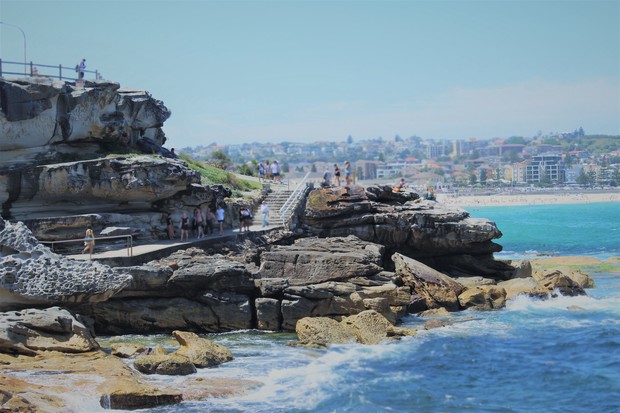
[102,202,620,413]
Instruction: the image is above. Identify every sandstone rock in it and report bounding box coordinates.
[259,235,385,286]
[393,253,465,311]
[102,387,182,410]
[342,310,416,344]
[0,217,132,311]
[169,254,255,293]
[257,277,289,297]
[0,78,168,155]
[303,186,503,259]
[563,267,595,288]
[172,330,233,368]
[498,277,547,300]
[133,354,197,375]
[457,286,507,310]
[110,343,147,358]
[533,268,586,296]
[90,297,226,334]
[454,276,497,288]
[295,316,356,346]
[0,307,98,355]
[511,259,533,279]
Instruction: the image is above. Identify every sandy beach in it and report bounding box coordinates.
[436,190,620,207]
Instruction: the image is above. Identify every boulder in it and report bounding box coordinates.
[342,310,416,344]
[0,307,98,355]
[533,268,586,296]
[133,354,197,375]
[295,316,356,346]
[392,253,465,311]
[110,343,147,358]
[295,310,416,346]
[172,330,233,368]
[102,386,182,410]
[458,286,507,310]
[498,278,547,300]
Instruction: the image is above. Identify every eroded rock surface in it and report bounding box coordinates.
[0,216,132,310]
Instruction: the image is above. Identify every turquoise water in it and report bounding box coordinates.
[102,203,620,413]
[467,202,620,259]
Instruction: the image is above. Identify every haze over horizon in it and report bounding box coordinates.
[1,0,618,148]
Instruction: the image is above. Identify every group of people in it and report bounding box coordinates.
[323,161,352,188]
[392,177,436,201]
[257,160,281,183]
[169,205,225,242]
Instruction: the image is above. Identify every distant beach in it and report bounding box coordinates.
[437,190,620,207]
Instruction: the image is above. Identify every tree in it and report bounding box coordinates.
[469,173,477,185]
[209,150,231,169]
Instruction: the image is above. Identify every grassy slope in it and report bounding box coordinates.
[179,154,262,193]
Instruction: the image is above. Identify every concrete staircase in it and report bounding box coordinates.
[252,188,294,227]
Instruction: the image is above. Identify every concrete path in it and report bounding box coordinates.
[68,222,282,264]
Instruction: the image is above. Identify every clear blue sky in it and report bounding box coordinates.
[1,0,619,148]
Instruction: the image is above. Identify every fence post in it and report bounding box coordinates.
[59,64,62,80]
[0,59,2,77]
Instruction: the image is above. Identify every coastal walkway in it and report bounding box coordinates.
[68,222,282,266]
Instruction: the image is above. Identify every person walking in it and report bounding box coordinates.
[82,225,95,256]
[261,201,270,227]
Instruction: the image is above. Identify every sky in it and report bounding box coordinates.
[1,0,619,149]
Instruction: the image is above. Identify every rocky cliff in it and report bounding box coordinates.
[0,77,231,242]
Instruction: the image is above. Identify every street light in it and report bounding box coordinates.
[0,21,27,75]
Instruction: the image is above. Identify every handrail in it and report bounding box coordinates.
[0,58,101,81]
[278,171,311,227]
[40,234,133,257]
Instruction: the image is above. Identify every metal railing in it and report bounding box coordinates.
[40,234,133,257]
[0,59,101,81]
[278,171,311,228]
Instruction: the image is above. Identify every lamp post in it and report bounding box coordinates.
[0,21,27,75]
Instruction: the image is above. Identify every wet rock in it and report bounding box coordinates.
[133,354,197,375]
[458,286,507,310]
[172,330,233,368]
[498,277,547,300]
[533,268,586,296]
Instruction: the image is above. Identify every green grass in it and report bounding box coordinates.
[179,154,262,192]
